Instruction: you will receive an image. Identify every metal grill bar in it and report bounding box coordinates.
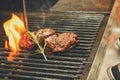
[0,11,109,80]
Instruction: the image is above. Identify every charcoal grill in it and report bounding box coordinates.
[0,11,109,80]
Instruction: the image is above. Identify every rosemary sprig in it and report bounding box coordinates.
[27,31,47,61]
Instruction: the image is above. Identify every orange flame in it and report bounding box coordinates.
[3,13,26,61]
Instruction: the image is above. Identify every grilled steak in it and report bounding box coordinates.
[45,32,78,54]
[20,28,55,49]
[20,28,78,54]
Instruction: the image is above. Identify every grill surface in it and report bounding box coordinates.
[0,11,109,80]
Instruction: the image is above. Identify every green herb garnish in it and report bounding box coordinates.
[27,31,47,61]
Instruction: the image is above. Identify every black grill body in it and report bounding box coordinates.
[0,11,109,80]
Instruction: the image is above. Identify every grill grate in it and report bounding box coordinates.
[0,11,109,80]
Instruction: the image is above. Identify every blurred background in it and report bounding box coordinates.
[0,0,114,12]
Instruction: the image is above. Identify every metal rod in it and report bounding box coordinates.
[23,0,28,31]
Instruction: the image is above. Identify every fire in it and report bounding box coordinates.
[3,13,26,61]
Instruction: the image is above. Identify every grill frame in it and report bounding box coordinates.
[80,12,109,80]
[0,11,109,80]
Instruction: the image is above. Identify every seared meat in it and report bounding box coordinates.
[19,28,78,54]
[35,28,55,39]
[19,34,33,49]
[45,32,78,54]
[20,28,55,49]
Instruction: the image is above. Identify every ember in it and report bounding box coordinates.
[3,13,26,61]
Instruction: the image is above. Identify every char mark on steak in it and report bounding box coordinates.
[35,28,55,39]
